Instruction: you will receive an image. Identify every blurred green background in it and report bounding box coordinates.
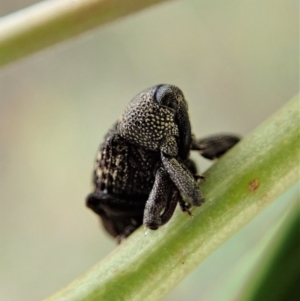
[0,0,298,300]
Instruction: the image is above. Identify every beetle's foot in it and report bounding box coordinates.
[194,174,206,181]
[116,225,137,243]
[179,201,193,216]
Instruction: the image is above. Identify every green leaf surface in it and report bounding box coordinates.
[238,199,300,301]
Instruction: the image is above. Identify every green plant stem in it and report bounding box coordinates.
[43,96,299,301]
[0,0,168,66]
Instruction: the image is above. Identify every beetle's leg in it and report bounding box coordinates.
[183,158,205,182]
[161,153,205,206]
[116,224,139,243]
[191,134,240,160]
[159,188,180,226]
[86,191,145,240]
[183,158,198,174]
[143,167,179,230]
[179,198,192,216]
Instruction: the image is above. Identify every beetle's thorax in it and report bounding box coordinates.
[117,89,179,152]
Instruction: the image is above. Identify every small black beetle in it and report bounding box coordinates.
[86,85,240,242]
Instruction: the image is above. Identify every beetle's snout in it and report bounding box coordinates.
[175,99,191,159]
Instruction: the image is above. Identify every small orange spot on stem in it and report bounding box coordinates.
[248,179,260,192]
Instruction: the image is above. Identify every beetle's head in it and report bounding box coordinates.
[117,84,192,159]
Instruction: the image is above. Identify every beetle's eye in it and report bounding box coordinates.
[155,85,178,110]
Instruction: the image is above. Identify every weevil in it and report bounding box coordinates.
[86,85,240,242]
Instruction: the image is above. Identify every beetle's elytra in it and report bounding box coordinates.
[86,85,240,242]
